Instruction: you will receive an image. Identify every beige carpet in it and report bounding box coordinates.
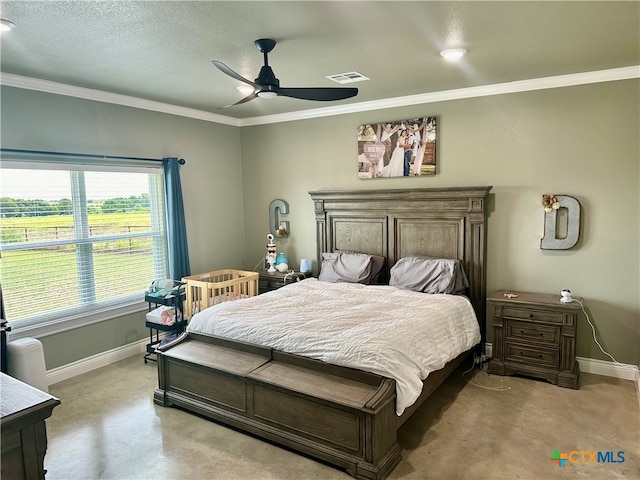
[44,354,639,479]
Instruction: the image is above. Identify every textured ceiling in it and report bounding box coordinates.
[1,1,638,120]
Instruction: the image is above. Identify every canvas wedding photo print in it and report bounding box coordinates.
[357,116,437,179]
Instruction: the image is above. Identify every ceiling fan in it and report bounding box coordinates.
[212,39,358,108]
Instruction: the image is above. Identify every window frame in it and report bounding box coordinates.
[0,150,169,339]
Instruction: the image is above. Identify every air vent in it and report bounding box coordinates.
[326,72,370,84]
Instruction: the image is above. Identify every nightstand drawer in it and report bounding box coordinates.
[506,320,560,346]
[505,343,559,368]
[502,307,563,324]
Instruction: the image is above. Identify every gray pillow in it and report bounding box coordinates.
[389,256,469,294]
[368,254,386,284]
[337,250,385,283]
[318,251,373,284]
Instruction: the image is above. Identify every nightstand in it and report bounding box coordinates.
[258,271,312,294]
[487,290,580,388]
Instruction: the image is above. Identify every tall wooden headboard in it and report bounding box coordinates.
[309,187,492,340]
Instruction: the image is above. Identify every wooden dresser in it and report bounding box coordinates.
[1,373,60,479]
[487,290,580,388]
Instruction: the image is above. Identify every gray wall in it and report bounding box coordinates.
[240,80,640,366]
[1,86,245,368]
[2,79,638,370]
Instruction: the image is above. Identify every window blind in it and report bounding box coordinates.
[0,152,168,328]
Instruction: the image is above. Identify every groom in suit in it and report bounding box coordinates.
[403,129,417,176]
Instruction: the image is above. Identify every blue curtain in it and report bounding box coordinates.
[162,157,191,280]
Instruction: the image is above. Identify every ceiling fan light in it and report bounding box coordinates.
[257,91,277,99]
[440,48,467,61]
[236,85,255,94]
[0,19,15,32]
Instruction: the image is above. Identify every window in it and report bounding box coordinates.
[0,151,168,333]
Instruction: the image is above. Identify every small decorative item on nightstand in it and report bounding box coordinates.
[265,234,277,273]
[300,259,311,273]
[487,290,580,389]
[275,252,289,272]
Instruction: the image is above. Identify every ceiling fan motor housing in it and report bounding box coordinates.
[256,66,279,88]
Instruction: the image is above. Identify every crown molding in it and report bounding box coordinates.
[2,66,638,128]
[239,65,640,126]
[0,73,241,127]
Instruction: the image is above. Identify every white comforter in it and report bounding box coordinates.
[187,278,480,415]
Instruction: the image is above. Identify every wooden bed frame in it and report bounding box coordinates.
[154,187,491,480]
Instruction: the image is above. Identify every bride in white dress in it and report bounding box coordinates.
[381,130,407,177]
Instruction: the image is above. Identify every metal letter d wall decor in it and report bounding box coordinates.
[540,194,581,250]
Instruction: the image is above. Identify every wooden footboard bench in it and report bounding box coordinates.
[154,332,402,480]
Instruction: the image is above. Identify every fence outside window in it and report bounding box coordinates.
[0,150,169,330]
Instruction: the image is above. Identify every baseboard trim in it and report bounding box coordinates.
[47,338,147,386]
[575,356,639,381]
[484,343,638,382]
[47,340,639,387]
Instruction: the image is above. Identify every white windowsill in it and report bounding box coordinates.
[7,300,149,341]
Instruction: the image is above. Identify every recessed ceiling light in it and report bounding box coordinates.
[0,19,15,32]
[440,48,467,62]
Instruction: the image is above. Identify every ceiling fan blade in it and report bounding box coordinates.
[218,92,259,109]
[276,87,358,102]
[212,39,359,107]
[211,60,258,87]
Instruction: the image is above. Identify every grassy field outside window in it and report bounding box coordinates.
[1,161,168,328]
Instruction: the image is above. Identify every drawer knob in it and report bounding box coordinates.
[529,314,535,319]
[521,330,543,337]
[520,351,543,360]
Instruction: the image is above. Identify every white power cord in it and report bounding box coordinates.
[462,356,511,391]
[253,256,268,272]
[572,298,622,366]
